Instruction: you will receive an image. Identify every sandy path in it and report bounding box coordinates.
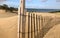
[0,12,18,38]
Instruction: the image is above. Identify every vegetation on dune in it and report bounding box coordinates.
[49,11,60,13]
[0,4,18,13]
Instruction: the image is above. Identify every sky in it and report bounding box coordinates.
[0,0,60,9]
[0,0,19,8]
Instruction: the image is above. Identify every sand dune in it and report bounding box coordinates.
[0,10,60,38]
[0,13,17,18]
[0,10,18,38]
[43,24,60,38]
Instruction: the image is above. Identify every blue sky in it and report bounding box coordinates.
[0,0,60,9]
[0,0,19,8]
[26,0,60,9]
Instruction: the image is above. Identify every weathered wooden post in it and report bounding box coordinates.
[19,0,25,38]
[20,0,25,14]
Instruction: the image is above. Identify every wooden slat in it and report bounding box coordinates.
[29,13,32,38]
[33,14,35,38]
[22,13,26,38]
[31,13,32,38]
[20,13,22,38]
[39,16,40,38]
[31,13,34,38]
[38,16,40,33]
[34,14,37,38]
[32,13,35,38]
[35,15,38,38]
[28,13,30,38]
[25,13,28,38]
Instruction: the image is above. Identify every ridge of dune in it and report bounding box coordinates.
[0,13,17,18]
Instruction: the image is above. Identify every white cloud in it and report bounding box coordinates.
[39,0,48,2]
[0,0,6,1]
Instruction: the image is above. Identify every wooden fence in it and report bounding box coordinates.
[19,12,60,38]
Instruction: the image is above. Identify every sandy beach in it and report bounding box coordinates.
[0,9,60,38]
[0,10,18,38]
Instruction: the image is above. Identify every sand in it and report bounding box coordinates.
[43,24,60,38]
[0,10,60,38]
[0,10,18,38]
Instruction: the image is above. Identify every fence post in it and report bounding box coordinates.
[28,12,31,38]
